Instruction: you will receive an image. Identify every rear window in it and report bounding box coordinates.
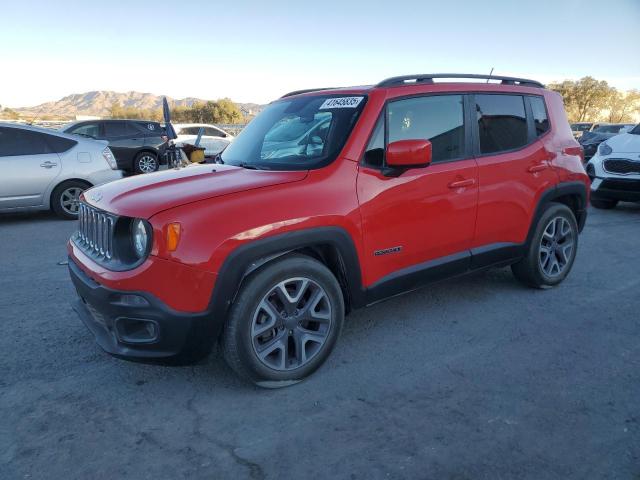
[475,94,528,154]
[630,124,640,135]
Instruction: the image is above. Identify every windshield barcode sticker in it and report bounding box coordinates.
[319,97,364,109]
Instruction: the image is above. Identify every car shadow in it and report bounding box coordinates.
[0,210,70,226]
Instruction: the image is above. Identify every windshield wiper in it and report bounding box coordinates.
[238,162,263,170]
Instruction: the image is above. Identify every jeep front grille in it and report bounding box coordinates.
[77,203,116,260]
[603,158,640,175]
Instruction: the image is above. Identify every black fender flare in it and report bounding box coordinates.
[526,181,588,247]
[207,226,365,337]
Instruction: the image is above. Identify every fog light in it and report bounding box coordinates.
[114,294,150,307]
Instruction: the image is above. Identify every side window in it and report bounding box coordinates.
[70,123,100,138]
[388,95,466,162]
[475,94,528,154]
[0,128,52,156]
[103,121,128,137]
[204,127,225,137]
[363,115,385,167]
[530,97,550,137]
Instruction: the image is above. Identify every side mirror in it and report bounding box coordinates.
[384,139,432,174]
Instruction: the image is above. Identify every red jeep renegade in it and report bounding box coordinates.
[68,74,589,387]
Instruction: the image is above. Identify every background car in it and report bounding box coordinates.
[173,123,233,156]
[0,122,123,219]
[571,122,593,139]
[586,123,640,209]
[61,119,166,174]
[578,123,635,160]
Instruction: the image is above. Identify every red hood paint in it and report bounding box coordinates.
[82,164,308,218]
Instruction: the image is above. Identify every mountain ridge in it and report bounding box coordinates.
[12,90,263,118]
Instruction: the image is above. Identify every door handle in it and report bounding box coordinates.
[40,162,58,168]
[527,164,547,173]
[448,178,475,189]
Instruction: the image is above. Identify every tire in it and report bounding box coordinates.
[222,254,344,388]
[133,152,159,174]
[511,203,579,289]
[590,198,618,209]
[51,180,90,220]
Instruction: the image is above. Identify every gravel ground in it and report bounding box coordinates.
[1,204,639,480]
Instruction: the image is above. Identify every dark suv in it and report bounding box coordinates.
[68,74,589,387]
[62,119,165,174]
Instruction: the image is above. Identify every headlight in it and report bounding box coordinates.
[599,143,613,156]
[102,147,117,170]
[131,219,150,259]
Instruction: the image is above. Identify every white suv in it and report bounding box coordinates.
[0,122,124,219]
[586,124,640,209]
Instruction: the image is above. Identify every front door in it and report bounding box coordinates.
[357,94,478,290]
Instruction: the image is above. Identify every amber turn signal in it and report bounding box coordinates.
[166,223,181,252]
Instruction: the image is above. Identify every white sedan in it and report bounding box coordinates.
[172,123,234,156]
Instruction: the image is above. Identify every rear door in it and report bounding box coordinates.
[0,127,63,208]
[471,93,558,250]
[357,94,478,287]
[103,121,141,169]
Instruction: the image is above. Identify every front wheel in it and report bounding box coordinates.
[222,254,344,388]
[511,203,579,289]
[133,152,159,174]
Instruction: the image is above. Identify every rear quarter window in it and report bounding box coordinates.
[530,97,550,137]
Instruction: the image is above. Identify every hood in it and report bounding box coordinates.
[82,164,308,218]
[601,133,640,153]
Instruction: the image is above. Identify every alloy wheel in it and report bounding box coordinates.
[251,277,332,371]
[539,216,574,277]
[60,187,84,215]
[138,155,157,173]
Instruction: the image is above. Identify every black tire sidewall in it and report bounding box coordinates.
[223,255,344,385]
[134,152,159,174]
[526,203,579,287]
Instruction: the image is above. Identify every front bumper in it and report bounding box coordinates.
[591,177,640,203]
[68,257,216,360]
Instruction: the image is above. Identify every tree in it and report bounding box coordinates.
[548,77,615,122]
[1,107,20,120]
[603,89,640,123]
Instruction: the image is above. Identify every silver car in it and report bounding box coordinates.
[0,122,123,219]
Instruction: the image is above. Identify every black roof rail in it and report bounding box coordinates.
[280,87,336,98]
[376,73,544,89]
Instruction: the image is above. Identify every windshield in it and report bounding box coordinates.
[572,123,592,132]
[631,124,640,135]
[220,94,366,170]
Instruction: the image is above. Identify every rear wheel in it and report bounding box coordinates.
[222,254,344,388]
[590,198,618,209]
[133,152,159,174]
[51,180,90,219]
[511,203,579,288]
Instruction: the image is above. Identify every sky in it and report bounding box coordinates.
[1,0,639,108]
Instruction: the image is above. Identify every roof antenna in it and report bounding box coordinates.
[487,67,494,83]
[28,103,47,126]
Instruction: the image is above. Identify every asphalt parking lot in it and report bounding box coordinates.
[1,204,639,480]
